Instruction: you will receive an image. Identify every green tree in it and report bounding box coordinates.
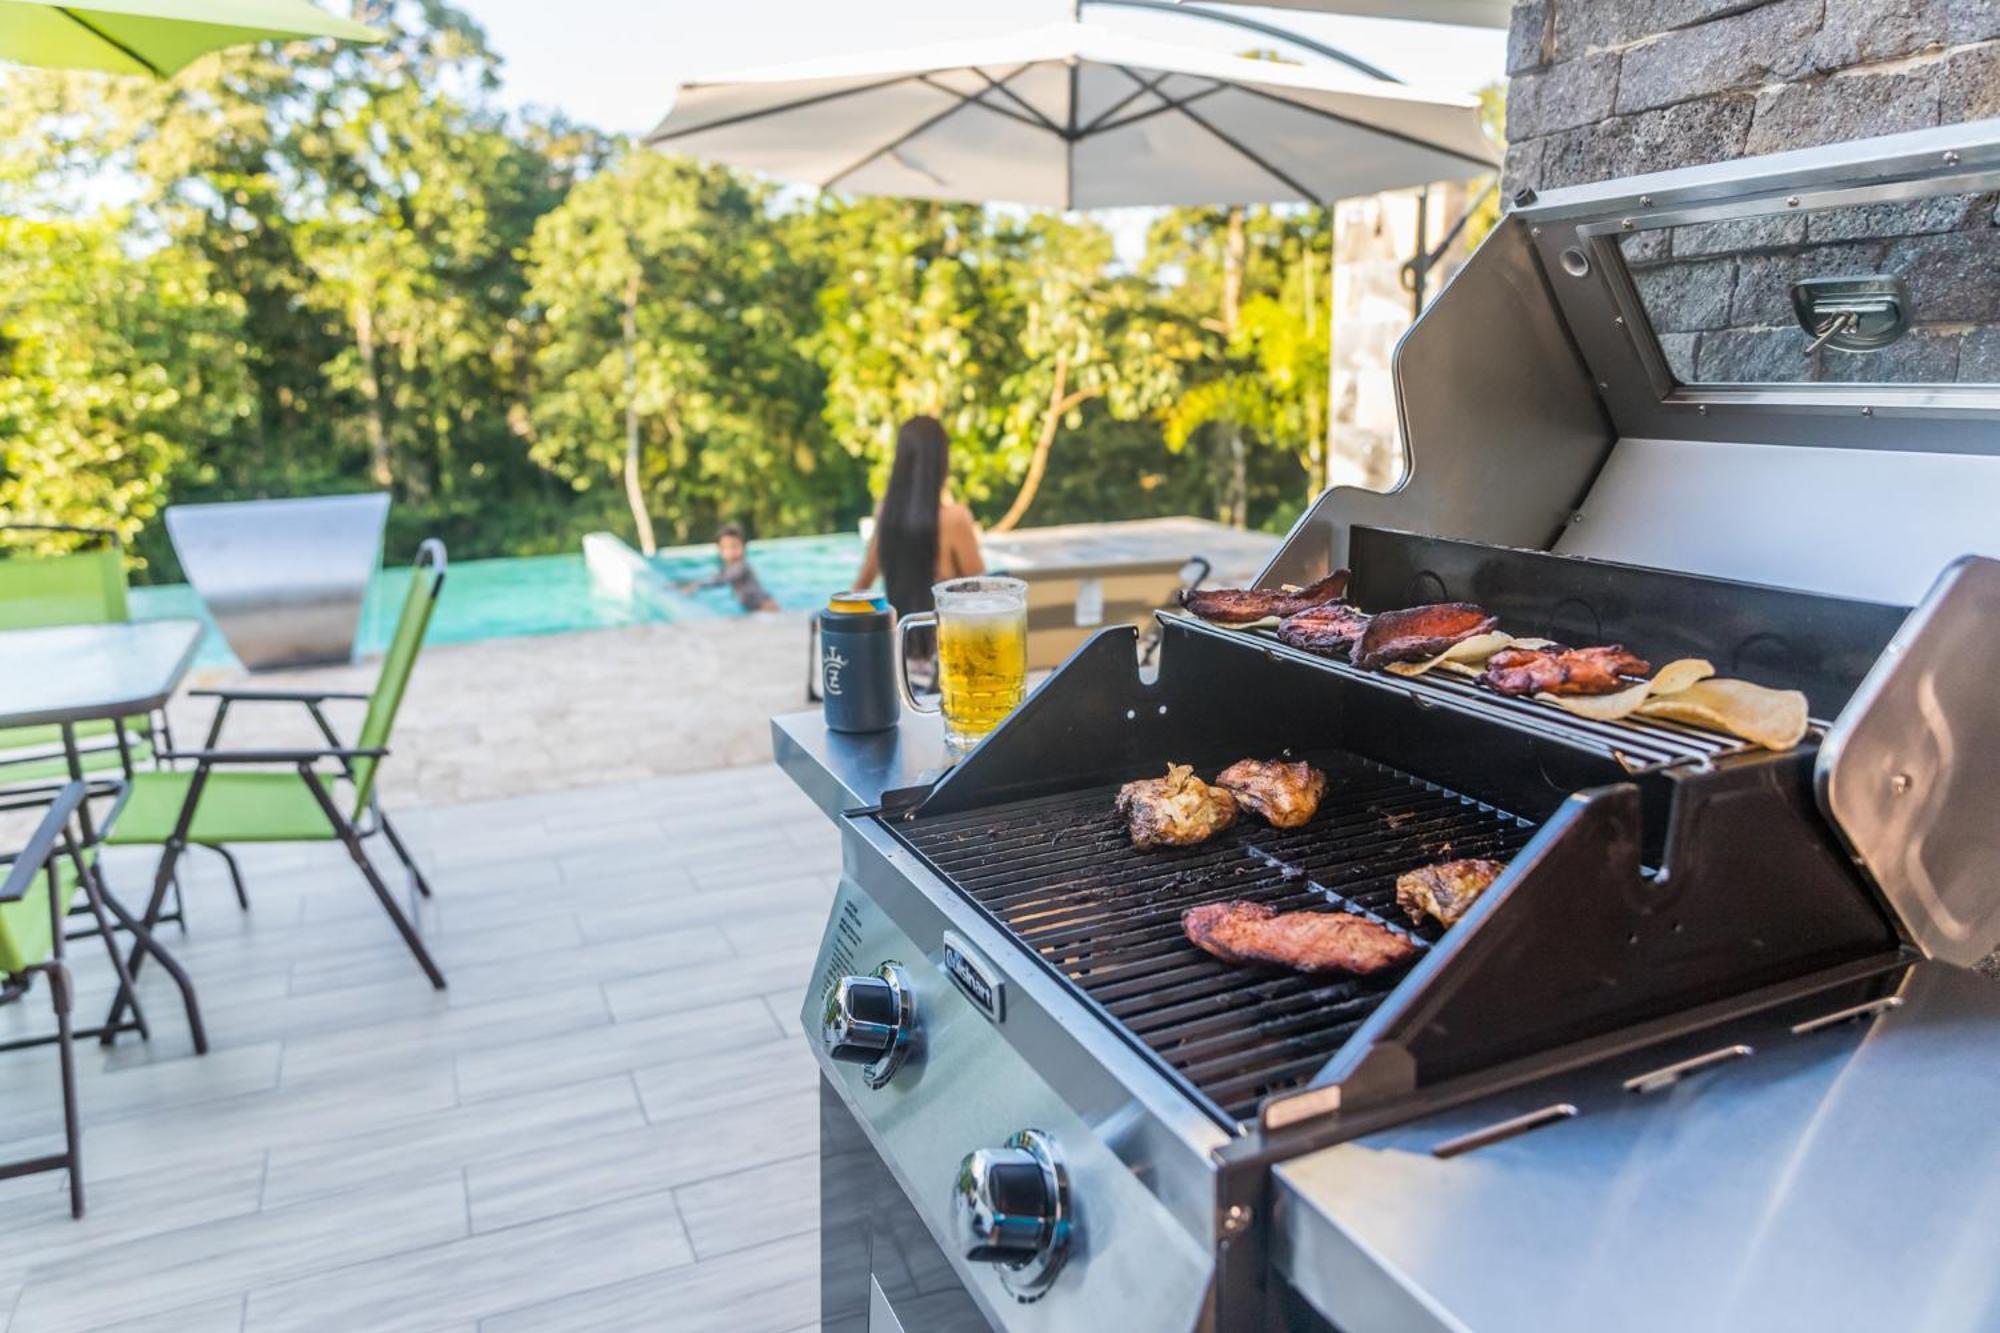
[1146,205,1328,528]
[525,151,854,551]
[0,213,252,557]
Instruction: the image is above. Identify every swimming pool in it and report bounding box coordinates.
[649,532,863,614]
[130,535,867,668]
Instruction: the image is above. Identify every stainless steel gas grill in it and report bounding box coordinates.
[781,121,2000,1333]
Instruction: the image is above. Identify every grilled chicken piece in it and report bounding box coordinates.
[1480,645,1652,697]
[1182,901,1418,975]
[1396,858,1506,929]
[1116,764,1237,849]
[1353,602,1499,671]
[1214,759,1327,829]
[1181,571,1350,625]
[1275,602,1371,655]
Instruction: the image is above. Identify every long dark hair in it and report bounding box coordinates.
[877,415,949,622]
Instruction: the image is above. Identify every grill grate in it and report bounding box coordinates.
[887,752,1539,1128]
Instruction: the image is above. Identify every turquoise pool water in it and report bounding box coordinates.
[649,533,863,614]
[130,535,866,668]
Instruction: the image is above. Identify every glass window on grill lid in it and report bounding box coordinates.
[1615,189,2000,387]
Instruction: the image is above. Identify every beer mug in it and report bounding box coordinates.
[897,576,1028,750]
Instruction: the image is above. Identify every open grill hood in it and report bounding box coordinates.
[1257,118,2000,986]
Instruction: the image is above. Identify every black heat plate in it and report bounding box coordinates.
[887,750,1540,1128]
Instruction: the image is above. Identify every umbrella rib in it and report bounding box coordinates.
[55,6,167,77]
[1175,100,1319,203]
[647,72,928,145]
[824,74,1045,191]
[914,73,1043,133]
[1091,81,1227,137]
[971,68,1066,138]
[1077,66,1176,137]
[1230,83,1499,174]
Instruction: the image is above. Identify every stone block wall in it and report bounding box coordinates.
[1503,0,2000,384]
[1505,0,2000,190]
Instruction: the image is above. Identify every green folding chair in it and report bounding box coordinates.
[0,526,163,791]
[102,541,449,1011]
[0,783,156,1218]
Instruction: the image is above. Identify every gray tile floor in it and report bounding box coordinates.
[0,763,834,1332]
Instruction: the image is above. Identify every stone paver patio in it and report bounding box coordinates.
[0,757,835,1331]
[171,613,817,808]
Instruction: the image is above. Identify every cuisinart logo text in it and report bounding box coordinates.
[942,931,1005,1023]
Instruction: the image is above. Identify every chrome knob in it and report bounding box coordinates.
[952,1129,1070,1300]
[820,962,912,1089]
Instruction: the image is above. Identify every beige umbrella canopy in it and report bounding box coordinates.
[647,19,1497,210]
[0,0,379,78]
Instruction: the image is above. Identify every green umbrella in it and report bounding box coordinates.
[0,0,379,77]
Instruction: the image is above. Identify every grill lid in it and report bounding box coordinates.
[1819,555,2000,968]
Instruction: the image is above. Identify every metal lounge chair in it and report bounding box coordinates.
[101,542,448,1011]
[0,783,155,1218]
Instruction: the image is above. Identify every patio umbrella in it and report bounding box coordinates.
[645,19,1496,209]
[0,0,379,78]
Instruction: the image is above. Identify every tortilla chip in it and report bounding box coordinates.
[1384,631,1520,678]
[1636,678,1810,750]
[1543,658,1716,721]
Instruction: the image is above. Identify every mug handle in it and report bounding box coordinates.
[896,612,939,714]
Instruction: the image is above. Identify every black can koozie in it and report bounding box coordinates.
[819,593,899,733]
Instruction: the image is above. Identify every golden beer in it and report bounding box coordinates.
[936,603,1027,745]
[896,576,1029,751]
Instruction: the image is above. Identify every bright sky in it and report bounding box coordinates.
[459,0,1506,136]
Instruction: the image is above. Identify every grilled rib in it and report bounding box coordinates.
[1182,900,1418,975]
[1397,858,1506,928]
[1481,645,1652,697]
[1353,602,1500,671]
[1214,758,1327,829]
[1115,764,1237,849]
[1181,571,1350,625]
[1275,602,1371,655]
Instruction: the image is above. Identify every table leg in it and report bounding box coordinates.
[59,723,96,846]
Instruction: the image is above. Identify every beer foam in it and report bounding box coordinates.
[942,598,1021,618]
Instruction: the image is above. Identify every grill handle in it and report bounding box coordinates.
[896,612,939,717]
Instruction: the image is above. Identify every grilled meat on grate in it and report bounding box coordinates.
[1182,900,1418,975]
[1480,645,1652,697]
[1181,571,1350,625]
[1214,759,1327,829]
[1397,858,1506,928]
[1275,602,1372,655]
[1116,764,1238,849]
[1353,603,1500,671]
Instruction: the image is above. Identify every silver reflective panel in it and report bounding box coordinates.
[164,493,389,671]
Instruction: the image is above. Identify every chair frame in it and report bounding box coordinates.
[0,783,160,1218]
[102,542,450,1027]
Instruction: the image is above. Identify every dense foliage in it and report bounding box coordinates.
[0,1,1450,579]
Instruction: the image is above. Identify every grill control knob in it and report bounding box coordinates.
[820,962,912,1089]
[952,1129,1071,1301]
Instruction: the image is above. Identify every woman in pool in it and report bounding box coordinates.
[852,415,985,664]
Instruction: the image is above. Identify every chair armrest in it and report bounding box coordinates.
[189,688,371,704]
[0,783,86,905]
[155,747,387,766]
